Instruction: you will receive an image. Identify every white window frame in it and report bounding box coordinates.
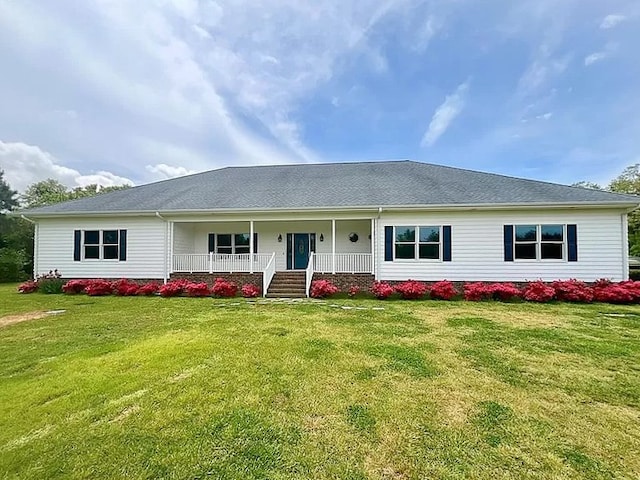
[393,225,442,261]
[514,224,566,262]
[82,229,120,261]
[212,233,251,255]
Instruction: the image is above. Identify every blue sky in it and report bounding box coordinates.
[0,0,638,192]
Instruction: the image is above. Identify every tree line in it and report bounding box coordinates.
[1,165,640,282]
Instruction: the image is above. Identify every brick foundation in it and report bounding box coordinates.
[169,272,262,286]
[312,273,375,290]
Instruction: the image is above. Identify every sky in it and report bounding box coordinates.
[0,0,638,193]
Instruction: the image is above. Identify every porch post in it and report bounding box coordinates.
[332,219,336,274]
[250,220,254,274]
[370,218,375,275]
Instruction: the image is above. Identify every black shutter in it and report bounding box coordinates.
[384,226,393,261]
[119,230,127,261]
[443,226,452,262]
[567,224,578,262]
[286,234,293,270]
[73,230,81,261]
[208,234,215,253]
[253,233,258,253]
[504,225,514,262]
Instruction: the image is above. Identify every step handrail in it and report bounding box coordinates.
[262,252,277,297]
[305,252,315,297]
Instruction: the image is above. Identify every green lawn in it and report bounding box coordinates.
[1,284,639,479]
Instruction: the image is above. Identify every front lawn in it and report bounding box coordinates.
[1,284,639,479]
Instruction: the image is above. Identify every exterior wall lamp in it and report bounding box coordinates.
[277,234,282,242]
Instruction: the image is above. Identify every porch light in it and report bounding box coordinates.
[319,234,324,242]
[277,234,282,242]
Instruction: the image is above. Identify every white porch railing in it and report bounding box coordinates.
[305,252,315,297]
[172,253,273,273]
[313,253,373,274]
[262,253,276,297]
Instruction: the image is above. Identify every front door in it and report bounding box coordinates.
[293,233,310,269]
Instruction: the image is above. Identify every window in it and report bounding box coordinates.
[514,224,564,260]
[394,226,441,260]
[209,233,254,254]
[82,230,121,260]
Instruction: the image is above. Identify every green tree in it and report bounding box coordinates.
[0,170,18,212]
[608,164,640,256]
[0,172,28,281]
[21,179,130,208]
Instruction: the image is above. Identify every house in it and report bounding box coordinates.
[19,160,640,296]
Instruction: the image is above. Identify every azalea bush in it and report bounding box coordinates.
[463,282,521,301]
[62,279,90,294]
[211,278,238,298]
[522,281,556,303]
[310,279,339,298]
[184,282,211,297]
[394,280,428,300]
[371,281,394,299]
[593,280,640,304]
[551,279,593,303]
[347,285,361,298]
[137,282,160,296]
[159,279,190,297]
[112,279,141,296]
[241,284,261,298]
[429,280,458,300]
[84,280,114,296]
[17,280,38,294]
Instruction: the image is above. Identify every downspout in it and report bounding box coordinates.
[21,215,38,279]
[375,207,383,281]
[156,212,169,284]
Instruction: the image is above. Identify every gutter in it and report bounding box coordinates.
[20,214,36,224]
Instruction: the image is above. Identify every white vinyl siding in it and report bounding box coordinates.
[36,217,166,279]
[377,209,627,282]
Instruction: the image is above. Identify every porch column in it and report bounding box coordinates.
[249,220,254,274]
[370,218,375,275]
[332,219,336,274]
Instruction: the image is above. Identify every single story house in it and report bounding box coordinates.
[19,160,640,296]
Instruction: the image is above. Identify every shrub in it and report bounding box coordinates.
[551,279,593,303]
[593,281,640,304]
[371,281,394,299]
[310,279,339,298]
[84,279,113,296]
[159,279,190,297]
[522,281,555,302]
[395,280,428,300]
[36,270,65,294]
[112,279,140,296]
[629,270,640,281]
[62,279,90,294]
[463,282,490,301]
[429,280,458,300]
[241,284,261,298]
[463,282,521,301]
[137,282,160,296]
[490,283,521,301]
[211,278,238,298]
[17,280,38,293]
[347,285,361,298]
[184,282,211,297]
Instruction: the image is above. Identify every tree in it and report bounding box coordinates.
[571,181,603,190]
[21,179,131,208]
[0,170,18,212]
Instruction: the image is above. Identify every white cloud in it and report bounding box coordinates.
[0,141,133,192]
[145,163,197,180]
[600,14,626,29]
[421,81,470,147]
[584,52,607,66]
[536,112,553,120]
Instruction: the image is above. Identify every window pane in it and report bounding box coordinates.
[103,245,119,259]
[395,244,415,259]
[419,244,439,259]
[103,230,118,244]
[541,224,563,241]
[217,234,232,247]
[541,243,563,259]
[84,246,100,259]
[515,244,536,259]
[235,246,250,254]
[419,226,440,243]
[218,247,232,254]
[235,233,250,246]
[515,225,537,242]
[84,230,99,245]
[395,226,415,242]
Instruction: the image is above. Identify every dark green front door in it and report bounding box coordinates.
[293,233,310,269]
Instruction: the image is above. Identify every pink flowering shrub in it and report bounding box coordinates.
[112,279,140,296]
[241,284,261,298]
[211,278,238,298]
[17,280,38,293]
[184,282,211,297]
[395,280,428,300]
[593,280,640,304]
[371,281,395,299]
[429,280,458,300]
[84,280,114,296]
[310,279,339,298]
[137,282,160,296]
[551,279,593,303]
[159,279,190,297]
[348,285,361,298]
[463,282,521,301]
[62,279,90,294]
[522,281,555,302]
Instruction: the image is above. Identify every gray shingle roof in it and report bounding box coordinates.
[21,160,640,215]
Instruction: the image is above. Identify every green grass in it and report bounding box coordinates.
[1,284,640,479]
